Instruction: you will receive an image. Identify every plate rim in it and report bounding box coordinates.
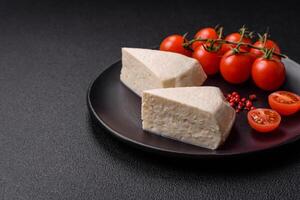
[87,59,300,158]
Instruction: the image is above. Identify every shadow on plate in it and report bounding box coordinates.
[88,113,300,175]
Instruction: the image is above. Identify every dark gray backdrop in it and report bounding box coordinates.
[0,1,299,199]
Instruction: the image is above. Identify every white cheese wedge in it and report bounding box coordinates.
[121,48,207,96]
[141,86,236,150]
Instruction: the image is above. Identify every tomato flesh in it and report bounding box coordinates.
[268,91,300,116]
[247,109,281,133]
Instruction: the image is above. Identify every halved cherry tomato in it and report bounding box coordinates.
[221,33,252,53]
[160,35,192,57]
[251,58,285,91]
[247,108,281,133]
[220,50,254,84]
[192,45,221,75]
[268,91,300,116]
[250,39,281,58]
[192,27,218,50]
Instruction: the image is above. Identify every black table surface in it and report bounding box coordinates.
[1,1,300,199]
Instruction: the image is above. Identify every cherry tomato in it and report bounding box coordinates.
[192,45,221,75]
[221,33,252,53]
[268,91,300,116]
[160,35,192,57]
[220,50,254,84]
[252,58,285,91]
[250,39,281,58]
[247,108,281,133]
[192,27,218,50]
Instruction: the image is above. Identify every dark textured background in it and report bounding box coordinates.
[0,1,300,199]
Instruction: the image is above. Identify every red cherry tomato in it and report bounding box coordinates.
[192,27,219,50]
[220,50,254,84]
[247,108,281,133]
[192,45,221,75]
[160,35,192,57]
[221,33,252,53]
[268,91,300,116]
[252,58,285,91]
[250,39,281,58]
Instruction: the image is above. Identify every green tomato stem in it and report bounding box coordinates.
[183,38,287,58]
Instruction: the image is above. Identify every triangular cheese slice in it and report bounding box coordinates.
[121,48,207,96]
[141,86,235,150]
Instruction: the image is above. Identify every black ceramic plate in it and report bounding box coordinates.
[87,58,300,158]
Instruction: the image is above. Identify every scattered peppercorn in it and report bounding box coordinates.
[246,100,252,108]
[225,91,257,113]
[249,94,257,101]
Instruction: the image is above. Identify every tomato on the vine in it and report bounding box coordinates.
[250,39,281,58]
[192,45,221,75]
[221,33,252,53]
[160,35,192,57]
[220,50,254,84]
[192,27,219,50]
[268,91,300,116]
[247,108,281,133]
[252,57,285,91]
